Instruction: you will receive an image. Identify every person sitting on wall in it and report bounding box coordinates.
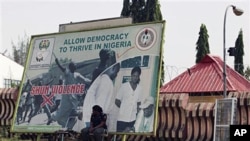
[80,105,107,141]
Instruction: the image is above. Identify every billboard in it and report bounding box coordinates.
[11,21,165,135]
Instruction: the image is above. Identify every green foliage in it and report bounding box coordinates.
[121,0,162,23]
[234,29,244,75]
[121,0,130,17]
[130,0,146,23]
[244,66,250,80]
[121,0,164,86]
[145,0,163,22]
[10,83,17,88]
[195,24,210,63]
[12,33,30,66]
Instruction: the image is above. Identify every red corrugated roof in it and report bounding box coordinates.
[160,54,250,93]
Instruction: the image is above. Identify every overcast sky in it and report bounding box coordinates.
[0,0,249,83]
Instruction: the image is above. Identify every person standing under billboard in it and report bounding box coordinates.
[115,66,143,132]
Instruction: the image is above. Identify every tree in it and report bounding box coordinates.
[244,66,250,80]
[145,0,162,22]
[12,33,30,66]
[195,24,210,63]
[121,0,164,86]
[130,0,146,23]
[121,0,130,17]
[234,29,244,75]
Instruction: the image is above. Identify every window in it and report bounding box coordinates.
[121,55,149,68]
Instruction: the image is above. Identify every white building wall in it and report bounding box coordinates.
[0,54,24,88]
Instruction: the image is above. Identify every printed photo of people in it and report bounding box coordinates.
[12,22,163,135]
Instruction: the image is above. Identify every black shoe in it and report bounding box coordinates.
[28,118,31,123]
[47,118,53,125]
[78,112,83,120]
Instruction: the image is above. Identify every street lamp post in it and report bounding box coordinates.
[223,5,243,98]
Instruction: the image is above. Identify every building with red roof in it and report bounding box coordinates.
[160,54,250,93]
[157,54,250,141]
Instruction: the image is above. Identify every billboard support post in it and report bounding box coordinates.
[122,134,127,141]
[37,134,41,141]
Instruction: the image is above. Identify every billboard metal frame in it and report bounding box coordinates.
[11,21,166,136]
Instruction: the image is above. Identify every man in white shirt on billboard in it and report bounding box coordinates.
[134,96,155,132]
[82,63,120,128]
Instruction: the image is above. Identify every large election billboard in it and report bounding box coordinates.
[11,21,165,135]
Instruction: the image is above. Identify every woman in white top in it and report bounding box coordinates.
[115,66,142,132]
